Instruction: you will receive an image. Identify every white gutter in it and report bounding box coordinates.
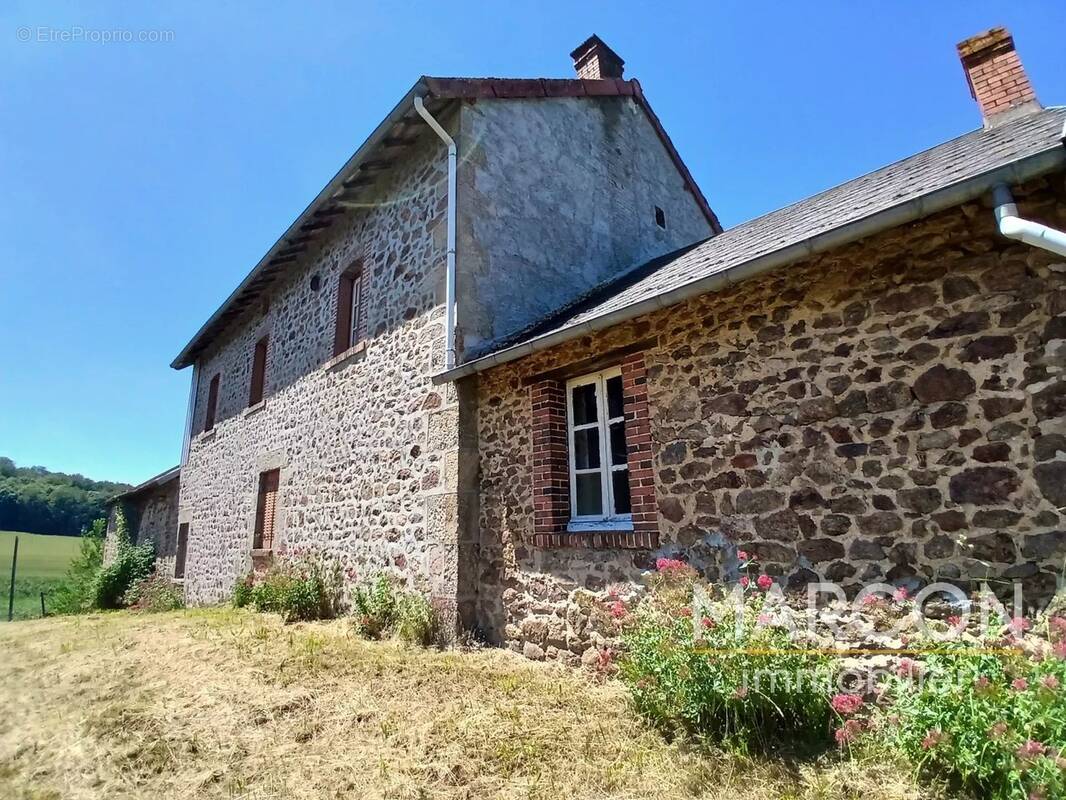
[993,184,1066,257]
[433,144,1066,385]
[180,364,198,466]
[414,96,458,370]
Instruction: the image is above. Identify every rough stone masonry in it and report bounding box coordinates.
[473,176,1066,664]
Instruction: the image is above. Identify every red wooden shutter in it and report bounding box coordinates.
[253,469,280,550]
[334,272,354,356]
[174,523,189,578]
[249,336,268,406]
[205,374,220,431]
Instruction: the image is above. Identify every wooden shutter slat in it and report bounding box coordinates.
[253,469,280,550]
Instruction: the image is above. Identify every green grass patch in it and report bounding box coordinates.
[0,531,81,620]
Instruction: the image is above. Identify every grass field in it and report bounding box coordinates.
[0,531,80,620]
[0,609,939,800]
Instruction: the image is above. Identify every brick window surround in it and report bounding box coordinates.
[530,351,659,549]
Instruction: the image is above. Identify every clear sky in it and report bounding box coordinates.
[2,1,1064,484]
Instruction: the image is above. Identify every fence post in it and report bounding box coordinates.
[40,591,46,618]
[6,535,17,622]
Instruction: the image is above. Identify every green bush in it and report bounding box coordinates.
[351,573,439,645]
[884,640,1066,800]
[92,539,155,609]
[122,572,185,612]
[617,557,832,752]
[49,518,106,615]
[233,551,342,623]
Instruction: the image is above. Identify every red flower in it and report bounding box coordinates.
[974,675,992,692]
[1041,674,1060,691]
[608,601,627,619]
[756,574,773,590]
[896,658,921,679]
[922,729,945,750]
[834,719,864,746]
[947,615,963,628]
[1012,677,1029,692]
[678,606,692,618]
[739,576,750,588]
[737,550,749,562]
[1017,739,1047,761]
[831,693,864,716]
[1010,616,1032,634]
[655,557,686,572]
[701,617,715,629]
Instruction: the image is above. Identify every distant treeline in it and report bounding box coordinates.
[0,456,131,536]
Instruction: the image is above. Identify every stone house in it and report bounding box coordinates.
[120,30,1065,661]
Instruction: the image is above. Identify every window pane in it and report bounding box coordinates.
[573,427,601,470]
[576,473,603,516]
[606,375,624,419]
[612,470,631,515]
[571,382,598,425]
[609,421,627,466]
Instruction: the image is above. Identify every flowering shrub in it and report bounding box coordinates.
[232,551,342,622]
[883,641,1066,800]
[618,557,832,751]
[122,572,185,612]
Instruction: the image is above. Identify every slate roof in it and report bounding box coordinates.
[110,465,180,502]
[453,106,1066,375]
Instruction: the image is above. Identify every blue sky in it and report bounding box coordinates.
[1,1,1064,484]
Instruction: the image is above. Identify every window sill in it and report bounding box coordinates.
[567,519,633,533]
[243,400,266,418]
[325,340,367,372]
[195,428,217,444]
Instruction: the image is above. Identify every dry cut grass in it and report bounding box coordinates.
[0,609,942,800]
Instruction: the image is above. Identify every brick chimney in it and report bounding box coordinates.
[957,27,1040,125]
[570,35,624,80]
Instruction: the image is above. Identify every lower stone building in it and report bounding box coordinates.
[104,466,184,577]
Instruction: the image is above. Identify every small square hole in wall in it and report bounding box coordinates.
[310,274,321,291]
[654,206,666,229]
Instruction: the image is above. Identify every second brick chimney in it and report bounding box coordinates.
[957,27,1040,126]
[570,35,625,80]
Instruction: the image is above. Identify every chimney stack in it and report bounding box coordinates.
[570,35,624,80]
[957,27,1040,126]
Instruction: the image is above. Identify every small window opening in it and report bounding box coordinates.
[249,336,268,406]
[204,373,220,432]
[174,523,189,579]
[654,206,666,229]
[253,469,280,551]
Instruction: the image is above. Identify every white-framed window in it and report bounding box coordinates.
[566,367,631,529]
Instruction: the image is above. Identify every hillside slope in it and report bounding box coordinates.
[0,610,936,800]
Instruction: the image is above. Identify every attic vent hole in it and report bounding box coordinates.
[654,206,666,229]
[310,274,322,291]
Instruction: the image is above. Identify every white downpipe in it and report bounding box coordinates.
[414,96,457,370]
[180,364,199,466]
[993,184,1066,257]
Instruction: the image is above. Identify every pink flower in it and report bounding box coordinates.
[975,675,992,692]
[1010,616,1032,634]
[989,721,1009,740]
[757,613,771,626]
[831,693,864,716]
[1017,740,1047,761]
[1012,677,1029,692]
[733,685,748,700]
[1050,617,1066,635]
[1041,674,1060,691]
[834,719,864,746]
[678,606,692,618]
[893,586,909,602]
[897,658,922,679]
[701,617,715,629]
[756,574,774,591]
[737,550,749,562]
[608,601,627,619]
[1053,641,1066,660]
[655,557,686,572]
[947,615,963,628]
[921,729,945,750]
[739,576,750,588]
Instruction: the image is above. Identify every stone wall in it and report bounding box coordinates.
[456,96,713,355]
[104,476,180,571]
[179,122,472,621]
[473,175,1066,663]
